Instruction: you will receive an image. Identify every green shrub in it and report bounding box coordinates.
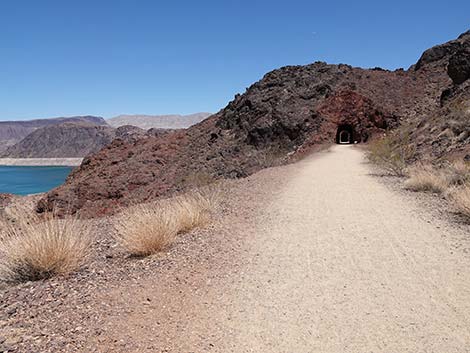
[367,130,415,176]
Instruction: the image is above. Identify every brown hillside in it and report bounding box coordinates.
[0,116,106,154]
[2,122,116,158]
[38,31,469,217]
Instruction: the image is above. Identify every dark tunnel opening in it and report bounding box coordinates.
[335,124,355,144]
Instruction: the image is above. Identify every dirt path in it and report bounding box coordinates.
[97,145,470,352]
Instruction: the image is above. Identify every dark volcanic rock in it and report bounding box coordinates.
[408,82,470,161]
[415,41,461,71]
[315,90,398,143]
[448,47,470,85]
[404,32,470,161]
[37,31,469,217]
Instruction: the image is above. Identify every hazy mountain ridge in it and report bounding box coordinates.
[0,113,207,158]
[2,122,116,158]
[0,116,107,153]
[107,113,212,129]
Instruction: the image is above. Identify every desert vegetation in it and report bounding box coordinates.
[114,188,219,257]
[450,185,470,218]
[367,130,415,176]
[0,211,92,283]
[368,133,470,221]
[404,165,449,193]
[403,161,470,197]
[0,185,222,283]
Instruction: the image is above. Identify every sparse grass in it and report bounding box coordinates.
[114,189,218,257]
[173,192,212,233]
[444,160,470,186]
[450,185,470,219]
[0,212,92,283]
[367,131,415,177]
[404,165,449,193]
[253,147,288,168]
[403,160,470,220]
[114,203,179,257]
[179,172,216,189]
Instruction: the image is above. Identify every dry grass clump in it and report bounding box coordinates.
[450,185,470,218]
[173,192,212,233]
[114,189,217,257]
[403,160,470,220]
[367,131,415,176]
[0,212,92,283]
[114,204,179,257]
[404,165,449,193]
[444,160,470,186]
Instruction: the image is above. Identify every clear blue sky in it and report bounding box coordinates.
[0,0,468,121]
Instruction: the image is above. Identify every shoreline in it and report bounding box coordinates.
[0,158,83,167]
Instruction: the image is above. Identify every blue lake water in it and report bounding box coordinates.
[0,166,73,195]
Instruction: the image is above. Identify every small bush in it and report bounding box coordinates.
[450,185,470,219]
[404,165,449,193]
[114,190,216,257]
[0,213,92,283]
[444,160,470,186]
[114,204,178,257]
[367,131,415,176]
[179,172,215,189]
[173,192,212,233]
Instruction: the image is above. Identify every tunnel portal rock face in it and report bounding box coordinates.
[315,90,397,145]
[37,32,470,217]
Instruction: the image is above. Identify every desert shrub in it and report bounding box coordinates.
[367,130,415,176]
[114,203,178,257]
[443,160,470,186]
[404,165,449,193]
[253,147,288,168]
[179,172,215,189]
[114,190,217,257]
[173,192,212,233]
[0,213,92,283]
[450,185,470,219]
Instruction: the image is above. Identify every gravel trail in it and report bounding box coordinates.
[98,145,470,352]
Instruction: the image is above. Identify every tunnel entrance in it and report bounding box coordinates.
[335,124,355,144]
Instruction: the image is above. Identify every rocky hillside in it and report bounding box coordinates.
[2,122,117,158]
[1,122,152,158]
[37,31,469,217]
[107,113,212,129]
[0,116,106,153]
[405,31,470,161]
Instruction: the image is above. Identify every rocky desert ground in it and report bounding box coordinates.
[2,146,470,352]
[1,29,470,353]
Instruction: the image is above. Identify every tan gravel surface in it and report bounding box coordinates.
[93,145,470,352]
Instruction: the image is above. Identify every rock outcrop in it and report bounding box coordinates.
[37,31,470,217]
[409,79,470,161]
[401,31,470,161]
[447,32,470,85]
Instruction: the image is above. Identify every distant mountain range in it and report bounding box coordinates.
[0,113,211,158]
[107,113,212,129]
[0,116,106,154]
[2,122,116,158]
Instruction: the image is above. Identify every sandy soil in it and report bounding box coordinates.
[2,145,470,352]
[92,145,470,352]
